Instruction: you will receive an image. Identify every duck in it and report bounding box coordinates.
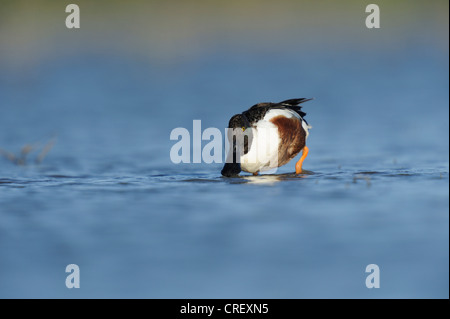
[221,98,312,177]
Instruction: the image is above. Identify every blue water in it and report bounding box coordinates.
[0,47,448,298]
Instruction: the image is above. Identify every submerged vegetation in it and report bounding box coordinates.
[0,137,56,166]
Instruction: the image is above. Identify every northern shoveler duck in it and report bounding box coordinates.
[221,98,312,177]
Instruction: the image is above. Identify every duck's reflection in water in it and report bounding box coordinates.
[241,170,314,185]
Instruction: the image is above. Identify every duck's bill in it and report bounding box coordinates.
[222,141,242,177]
[221,162,241,177]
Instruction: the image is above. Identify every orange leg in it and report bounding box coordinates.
[295,146,309,174]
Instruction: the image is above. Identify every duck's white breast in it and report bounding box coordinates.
[239,110,286,173]
[240,109,310,173]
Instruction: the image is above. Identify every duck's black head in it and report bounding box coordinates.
[228,114,250,130]
[221,114,251,177]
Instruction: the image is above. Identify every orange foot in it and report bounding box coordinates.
[295,146,309,174]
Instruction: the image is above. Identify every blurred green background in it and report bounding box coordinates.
[0,0,448,69]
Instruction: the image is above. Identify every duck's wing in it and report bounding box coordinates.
[274,98,313,118]
[244,98,312,122]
